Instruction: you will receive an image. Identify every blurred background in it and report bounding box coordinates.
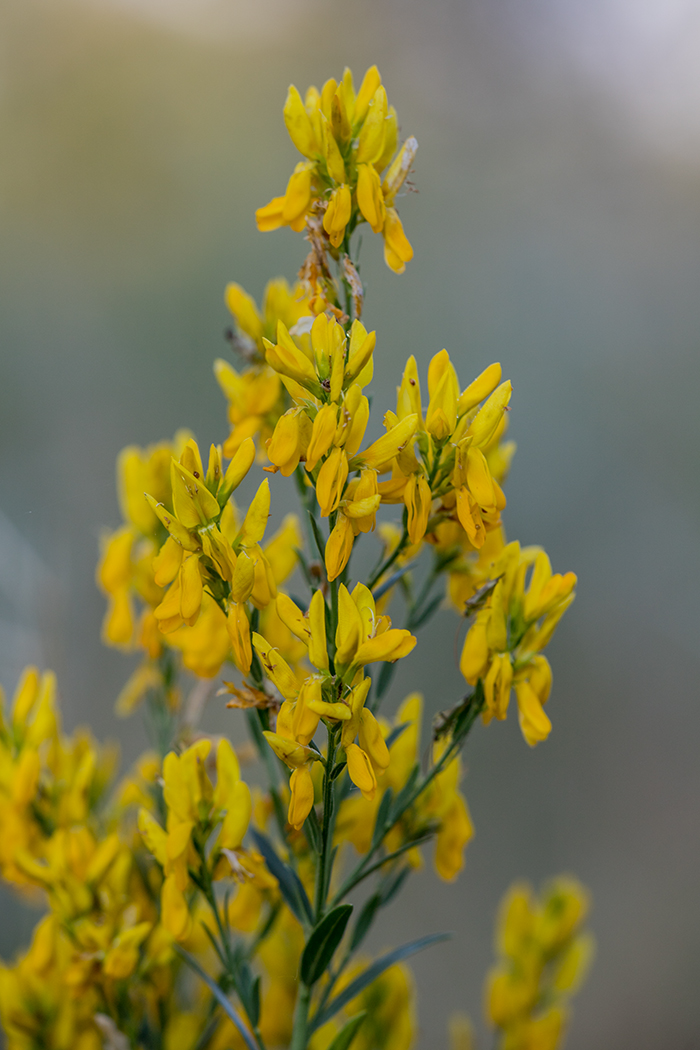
[1,0,700,1046]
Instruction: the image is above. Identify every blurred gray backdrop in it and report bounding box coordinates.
[1,0,700,1046]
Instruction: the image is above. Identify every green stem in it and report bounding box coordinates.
[407,569,438,630]
[330,696,483,908]
[294,466,318,556]
[315,728,338,922]
[246,710,289,846]
[289,984,312,1050]
[335,834,433,900]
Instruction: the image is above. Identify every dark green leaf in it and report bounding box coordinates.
[371,788,394,849]
[389,765,420,825]
[251,830,313,926]
[233,957,260,1028]
[175,947,258,1050]
[375,660,396,701]
[377,864,411,907]
[304,807,322,854]
[325,1012,367,1050]
[249,975,261,1028]
[330,760,348,781]
[301,905,354,986]
[308,511,327,563]
[311,934,451,1030]
[350,894,381,951]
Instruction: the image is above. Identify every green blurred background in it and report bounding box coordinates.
[1,0,700,1046]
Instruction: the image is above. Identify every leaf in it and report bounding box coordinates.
[350,894,381,952]
[251,829,313,926]
[175,947,258,1050]
[371,562,416,602]
[308,511,327,563]
[311,933,452,1031]
[232,955,261,1028]
[375,660,396,701]
[304,807,322,854]
[409,593,443,630]
[301,904,354,986]
[384,724,408,750]
[370,788,394,850]
[325,1012,367,1050]
[389,765,420,825]
[377,864,411,908]
[330,759,348,781]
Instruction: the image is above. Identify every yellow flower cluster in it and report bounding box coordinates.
[257,66,417,284]
[1,64,590,1050]
[460,543,577,747]
[486,879,594,1050]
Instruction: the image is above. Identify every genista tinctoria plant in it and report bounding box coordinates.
[0,68,592,1050]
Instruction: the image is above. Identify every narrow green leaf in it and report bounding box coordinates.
[311,933,451,1030]
[350,894,381,951]
[251,829,313,926]
[375,660,396,700]
[234,957,260,1028]
[304,807,322,854]
[175,947,258,1050]
[300,904,353,986]
[378,864,411,907]
[330,759,348,781]
[389,765,420,825]
[308,511,327,563]
[325,1012,367,1050]
[371,561,416,602]
[371,788,394,849]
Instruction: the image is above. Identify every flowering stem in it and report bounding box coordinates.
[314,726,339,922]
[330,693,484,908]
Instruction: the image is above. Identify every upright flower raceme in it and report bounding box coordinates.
[256,66,418,283]
[7,62,588,1050]
[459,543,576,746]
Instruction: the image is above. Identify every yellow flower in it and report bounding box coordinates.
[334,584,416,680]
[267,408,312,476]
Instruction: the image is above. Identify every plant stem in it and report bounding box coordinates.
[329,695,484,908]
[289,983,312,1050]
[315,727,338,922]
